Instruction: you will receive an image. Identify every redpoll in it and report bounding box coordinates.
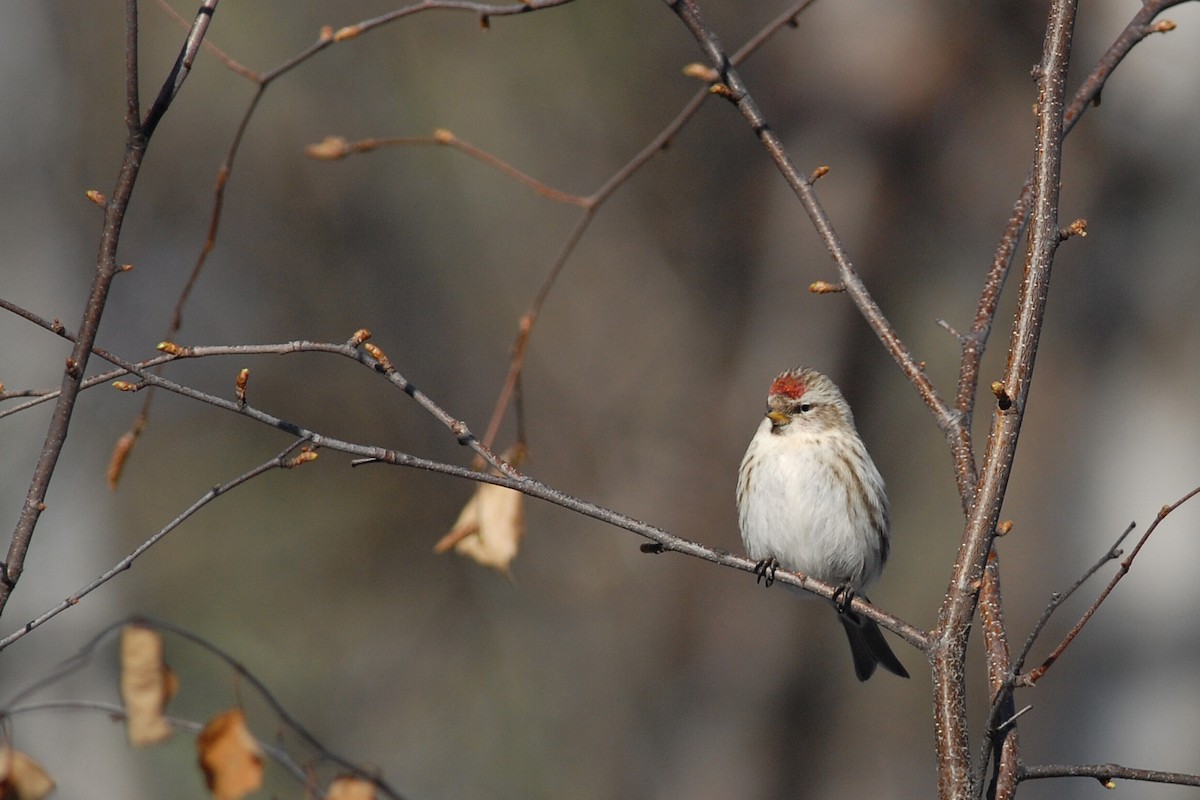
[737,367,908,681]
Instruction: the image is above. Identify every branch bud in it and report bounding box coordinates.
[1060,218,1087,240]
[364,342,393,372]
[284,448,318,468]
[235,369,250,406]
[304,136,349,160]
[157,340,189,357]
[990,381,1012,410]
[682,63,720,83]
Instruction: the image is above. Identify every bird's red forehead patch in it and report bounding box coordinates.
[769,372,807,399]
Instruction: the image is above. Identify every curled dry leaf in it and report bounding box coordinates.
[107,430,137,490]
[197,709,263,800]
[326,776,377,800]
[434,481,525,576]
[119,625,178,746]
[0,747,55,800]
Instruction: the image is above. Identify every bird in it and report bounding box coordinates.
[736,367,908,681]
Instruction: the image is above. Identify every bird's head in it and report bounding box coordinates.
[764,367,854,434]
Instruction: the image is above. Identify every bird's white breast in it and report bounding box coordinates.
[737,417,886,589]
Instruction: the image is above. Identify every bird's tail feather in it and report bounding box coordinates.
[838,600,909,682]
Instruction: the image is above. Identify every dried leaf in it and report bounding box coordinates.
[119,625,177,746]
[197,709,263,800]
[0,747,55,800]
[325,776,376,800]
[434,481,524,576]
[107,430,137,490]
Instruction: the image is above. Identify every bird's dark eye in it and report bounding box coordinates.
[799,403,813,413]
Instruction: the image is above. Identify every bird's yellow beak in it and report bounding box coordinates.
[766,410,790,427]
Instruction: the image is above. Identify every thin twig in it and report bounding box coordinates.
[477,0,820,452]
[0,0,219,621]
[0,300,930,651]
[141,0,220,138]
[152,0,259,80]
[1019,762,1200,789]
[1020,484,1200,686]
[0,439,311,651]
[951,0,1190,507]
[116,0,584,483]
[971,520,1135,799]
[307,132,591,206]
[660,0,965,475]
[0,619,405,799]
[1011,522,1136,679]
[974,551,1019,800]
[143,617,406,798]
[927,1,1078,796]
[0,700,313,788]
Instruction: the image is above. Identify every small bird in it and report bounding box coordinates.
[736,367,908,681]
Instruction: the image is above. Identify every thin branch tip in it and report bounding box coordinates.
[1060,218,1088,239]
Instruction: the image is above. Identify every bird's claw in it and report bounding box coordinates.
[832,584,856,614]
[754,558,779,587]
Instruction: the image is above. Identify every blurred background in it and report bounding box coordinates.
[1,1,1198,798]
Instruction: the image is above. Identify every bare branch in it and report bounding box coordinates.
[1010,522,1136,681]
[931,2,1078,796]
[117,0,589,488]
[974,552,1019,800]
[1,298,931,652]
[952,0,1191,506]
[478,0,820,452]
[0,1,220,620]
[0,440,311,651]
[0,618,407,799]
[659,0,966,483]
[1019,484,1200,686]
[306,131,591,207]
[1019,762,1200,789]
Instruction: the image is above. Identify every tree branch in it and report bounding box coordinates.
[931,2,1078,797]
[1019,762,1200,789]
[0,297,931,653]
[1019,484,1200,686]
[0,1,220,620]
[952,0,1190,508]
[0,440,313,651]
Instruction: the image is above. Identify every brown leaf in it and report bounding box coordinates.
[0,747,55,800]
[434,481,524,576]
[106,430,137,490]
[197,709,263,800]
[325,776,376,800]
[119,625,178,746]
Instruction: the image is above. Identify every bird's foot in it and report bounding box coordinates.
[753,558,779,587]
[832,583,856,614]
